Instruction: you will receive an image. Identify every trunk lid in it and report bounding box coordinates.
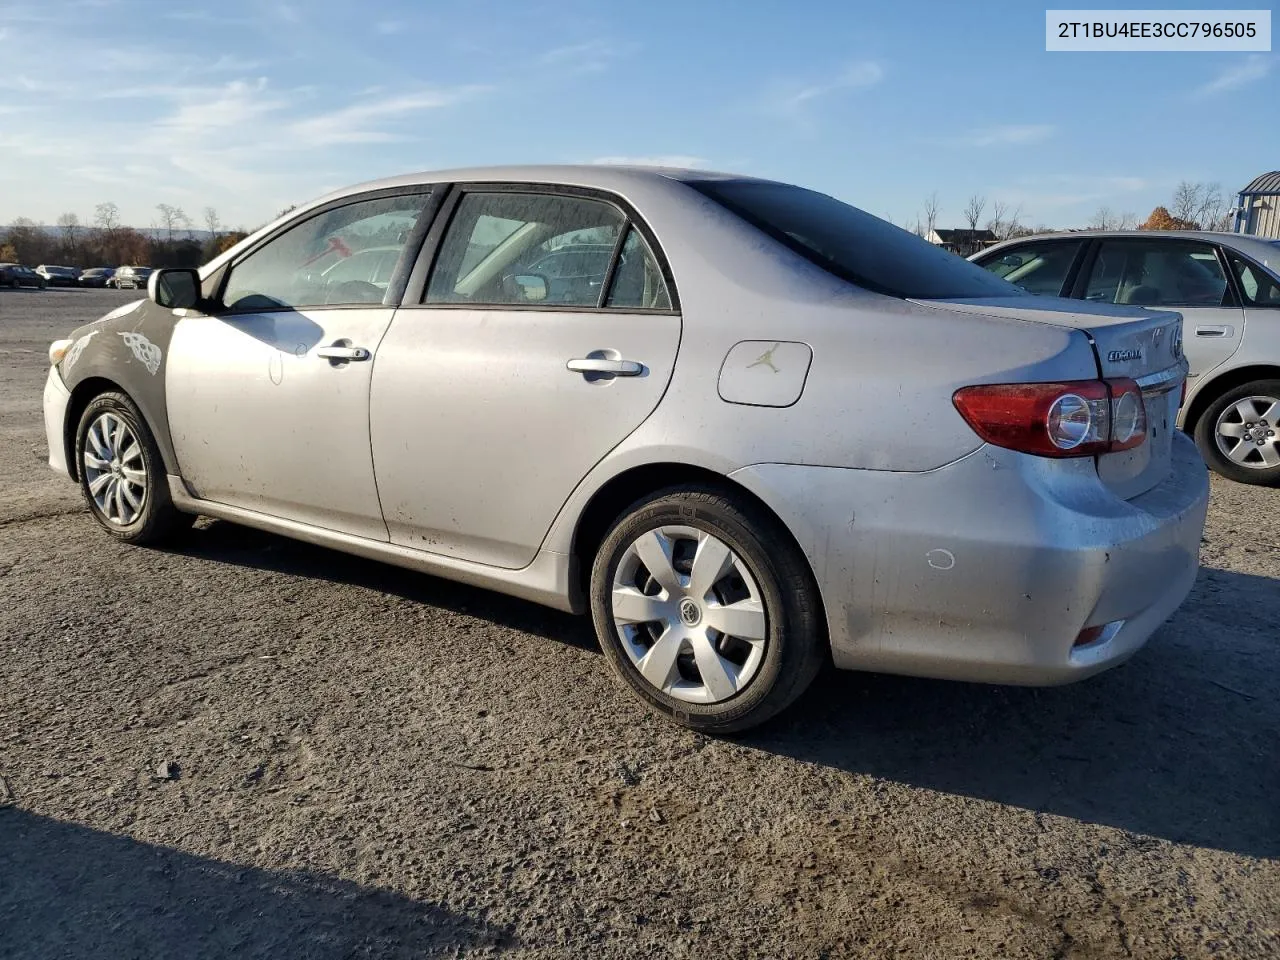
[913,295,1188,500]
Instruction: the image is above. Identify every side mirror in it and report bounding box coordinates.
[148,267,201,310]
[504,273,548,302]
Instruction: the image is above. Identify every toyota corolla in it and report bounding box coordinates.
[41,165,1209,732]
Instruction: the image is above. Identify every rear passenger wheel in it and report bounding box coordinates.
[1194,379,1280,486]
[76,392,190,543]
[590,485,825,733]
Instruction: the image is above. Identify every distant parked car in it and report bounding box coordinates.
[108,266,152,289]
[78,267,116,288]
[0,263,47,289]
[972,230,1280,485]
[36,265,81,287]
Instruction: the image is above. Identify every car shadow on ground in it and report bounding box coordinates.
[173,522,1278,860]
[169,520,600,652]
[0,808,517,959]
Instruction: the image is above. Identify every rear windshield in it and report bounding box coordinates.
[688,180,1024,300]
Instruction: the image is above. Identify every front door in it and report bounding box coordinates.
[167,190,434,539]
[370,188,681,568]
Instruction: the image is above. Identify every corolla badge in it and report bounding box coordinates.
[1108,348,1143,363]
[118,331,162,375]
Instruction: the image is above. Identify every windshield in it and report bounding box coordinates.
[688,180,1024,300]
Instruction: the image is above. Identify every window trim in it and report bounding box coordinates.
[975,237,1089,298]
[1070,236,1239,309]
[401,182,681,315]
[206,185,443,314]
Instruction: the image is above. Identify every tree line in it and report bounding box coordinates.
[901,180,1235,241]
[0,203,251,269]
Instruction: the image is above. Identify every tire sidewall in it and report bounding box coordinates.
[590,490,812,731]
[75,392,165,541]
[1194,379,1280,486]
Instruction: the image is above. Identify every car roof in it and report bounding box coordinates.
[979,229,1280,263]
[315,163,763,205]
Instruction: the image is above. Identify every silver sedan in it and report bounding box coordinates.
[41,166,1208,731]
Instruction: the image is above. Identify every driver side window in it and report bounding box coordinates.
[221,192,431,311]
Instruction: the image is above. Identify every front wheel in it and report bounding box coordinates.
[75,391,191,543]
[590,485,825,734]
[1194,379,1280,486]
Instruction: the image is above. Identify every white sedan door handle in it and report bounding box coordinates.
[566,357,643,376]
[1194,324,1234,338]
[316,345,371,361]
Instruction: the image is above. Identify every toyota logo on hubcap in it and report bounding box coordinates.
[679,598,701,626]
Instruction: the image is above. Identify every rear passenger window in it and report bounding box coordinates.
[1083,239,1230,308]
[606,227,671,310]
[1227,253,1280,306]
[978,240,1081,296]
[426,192,624,308]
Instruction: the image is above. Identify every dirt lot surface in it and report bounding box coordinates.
[1,288,1277,959]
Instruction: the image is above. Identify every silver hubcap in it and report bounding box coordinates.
[611,525,767,704]
[83,412,147,525]
[1215,395,1280,470]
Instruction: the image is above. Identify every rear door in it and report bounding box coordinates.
[369,185,681,568]
[1073,237,1244,388]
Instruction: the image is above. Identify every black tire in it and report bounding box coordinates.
[1193,378,1280,486]
[590,485,826,734]
[75,391,191,544]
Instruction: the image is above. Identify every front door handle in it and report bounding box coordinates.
[1195,325,1234,338]
[316,344,371,362]
[566,357,643,376]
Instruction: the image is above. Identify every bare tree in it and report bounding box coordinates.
[1117,211,1137,230]
[1171,181,1199,226]
[156,203,189,243]
[56,212,81,261]
[1090,207,1119,230]
[986,200,1025,240]
[1193,182,1227,231]
[94,201,120,236]
[963,194,987,232]
[203,206,222,240]
[923,191,939,238]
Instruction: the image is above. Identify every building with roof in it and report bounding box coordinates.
[925,228,998,257]
[1233,171,1280,239]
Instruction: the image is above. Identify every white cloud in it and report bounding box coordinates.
[161,79,290,135]
[539,39,635,74]
[591,155,708,168]
[947,124,1056,147]
[759,61,884,120]
[287,87,485,146]
[1192,55,1273,99]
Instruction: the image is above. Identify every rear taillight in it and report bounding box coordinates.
[952,379,1147,458]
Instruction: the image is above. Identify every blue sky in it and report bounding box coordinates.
[0,0,1275,231]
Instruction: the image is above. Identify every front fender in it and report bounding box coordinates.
[57,298,182,475]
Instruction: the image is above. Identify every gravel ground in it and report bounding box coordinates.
[1,288,1277,959]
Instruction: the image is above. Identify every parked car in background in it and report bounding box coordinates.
[0,263,47,289]
[973,231,1280,485]
[108,266,152,289]
[78,267,116,288]
[41,165,1208,732]
[36,265,81,287]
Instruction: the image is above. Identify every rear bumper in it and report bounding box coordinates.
[731,432,1209,685]
[44,365,72,480]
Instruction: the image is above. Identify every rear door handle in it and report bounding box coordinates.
[1195,325,1234,338]
[316,344,371,362]
[566,357,643,376]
